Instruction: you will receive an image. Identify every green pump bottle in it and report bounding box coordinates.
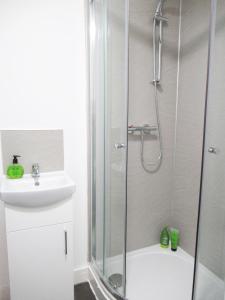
[7,155,24,179]
[160,226,170,248]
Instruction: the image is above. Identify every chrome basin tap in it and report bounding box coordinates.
[32,164,40,186]
[32,163,40,177]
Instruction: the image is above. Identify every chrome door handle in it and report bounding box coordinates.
[64,230,68,255]
[208,147,217,154]
[114,143,126,150]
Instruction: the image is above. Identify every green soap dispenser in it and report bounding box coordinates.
[7,155,24,179]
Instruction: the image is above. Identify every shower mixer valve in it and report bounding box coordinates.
[114,143,126,150]
[128,125,158,135]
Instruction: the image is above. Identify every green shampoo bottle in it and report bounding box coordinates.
[170,228,180,252]
[7,155,24,179]
[160,226,170,248]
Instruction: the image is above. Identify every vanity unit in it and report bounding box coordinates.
[1,171,75,300]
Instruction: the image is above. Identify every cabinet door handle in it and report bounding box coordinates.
[64,230,68,255]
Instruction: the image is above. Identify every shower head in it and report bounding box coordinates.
[155,0,167,14]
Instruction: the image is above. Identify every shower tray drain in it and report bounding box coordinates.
[108,273,123,289]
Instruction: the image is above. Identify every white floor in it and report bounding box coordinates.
[106,244,224,300]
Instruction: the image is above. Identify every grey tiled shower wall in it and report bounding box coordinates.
[1,130,64,174]
[126,0,209,258]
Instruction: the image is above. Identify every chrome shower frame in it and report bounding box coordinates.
[153,0,168,84]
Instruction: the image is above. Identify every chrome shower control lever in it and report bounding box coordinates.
[114,143,126,150]
[154,14,168,22]
[208,147,217,154]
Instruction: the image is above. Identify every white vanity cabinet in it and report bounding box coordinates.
[5,198,74,300]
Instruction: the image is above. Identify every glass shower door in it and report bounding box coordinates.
[90,0,129,298]
[104,0,128,297]
[90,0,106,275]
[193,0,225,299]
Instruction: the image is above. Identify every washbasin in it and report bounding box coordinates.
[0,171,75,207]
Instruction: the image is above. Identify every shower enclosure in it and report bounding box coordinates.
[89,0,225,299]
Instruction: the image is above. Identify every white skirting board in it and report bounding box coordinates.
[73,266,89,285]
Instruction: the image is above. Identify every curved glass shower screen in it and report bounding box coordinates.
[193,1,225,299]
[89,0,129,298]
[89,0,217,299]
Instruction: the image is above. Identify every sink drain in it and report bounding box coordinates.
[108,273,123,289]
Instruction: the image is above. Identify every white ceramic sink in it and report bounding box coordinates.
[0,171,75,208]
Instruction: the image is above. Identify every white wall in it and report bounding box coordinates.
[0,0,88,296]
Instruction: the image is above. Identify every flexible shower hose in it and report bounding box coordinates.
[140,15,163,173]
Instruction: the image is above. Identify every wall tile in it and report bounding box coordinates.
[1,130,64,174]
